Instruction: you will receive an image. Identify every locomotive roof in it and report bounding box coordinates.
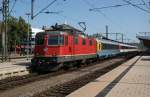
[43,24,85,35]
[36,24,94,38]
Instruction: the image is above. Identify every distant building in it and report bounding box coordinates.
[137,32,150,51]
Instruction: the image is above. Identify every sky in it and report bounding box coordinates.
[1,0,150,42]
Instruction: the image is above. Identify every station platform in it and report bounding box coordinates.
[0,58,31,80]
[67,55,150,97]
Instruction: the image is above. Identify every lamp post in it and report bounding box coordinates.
[25,13,30,60]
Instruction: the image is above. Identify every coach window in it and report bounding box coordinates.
[82,38,86,45]
[74,36,78,44]
[65,36,68,45]
[103,44,106,49]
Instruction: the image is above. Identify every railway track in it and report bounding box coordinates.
[0,57,114,91]
[0,57,110,92]
[0,69,69,92]
[0,54,137,97]
[32,58,126,97]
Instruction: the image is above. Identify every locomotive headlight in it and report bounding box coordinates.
[43,47,48,52]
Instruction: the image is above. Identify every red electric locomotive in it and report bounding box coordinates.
[31,24,97,71]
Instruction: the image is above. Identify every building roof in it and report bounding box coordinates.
[137,36,150,41]
[137,35,150,49]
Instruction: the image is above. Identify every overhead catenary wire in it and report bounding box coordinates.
[83,0,137,42]
[32,0,57,19]
[83,0,128,27]
[123,0,150,13]
[83,0,129,34]
[89,4,130,10]
[82,0,122,31]
[141,0,146,5]
[89,3,145,10]
[149,0,150,8]
[82,0,110,20]
[141,0,150,10]
[9,0,17,15]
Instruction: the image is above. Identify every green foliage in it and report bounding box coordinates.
[7,16,31,50]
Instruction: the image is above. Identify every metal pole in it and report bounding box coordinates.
[106,25,108,39]
[116,33,118,41]
[2,0,9,62]
[26,13,30,60]
[31,0,34,20]
[5,0,9,61]
[121,33,124,42]
[27,15,29,60]
[1,20,5,62]
[2,0,5,62]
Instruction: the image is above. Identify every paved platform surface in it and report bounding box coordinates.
[0,58,31,79]
[67,55,150,97]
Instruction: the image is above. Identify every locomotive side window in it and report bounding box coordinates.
[74,36,78,44]
[82,38,86,45]
[48,36,58,45]
[89,39,93,45]
[48,35,64,45]
[59,36,64,45]
[65,36,68,45]
[35,35,44,45]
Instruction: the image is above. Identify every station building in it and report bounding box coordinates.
[137,32,150,51]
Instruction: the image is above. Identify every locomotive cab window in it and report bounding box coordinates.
[35,35,44,45]
[74,36,78,44]
[48,35,64,45]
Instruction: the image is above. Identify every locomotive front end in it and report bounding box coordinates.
[31,31,66,71]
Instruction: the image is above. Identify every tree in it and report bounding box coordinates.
[7,16,31,52]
